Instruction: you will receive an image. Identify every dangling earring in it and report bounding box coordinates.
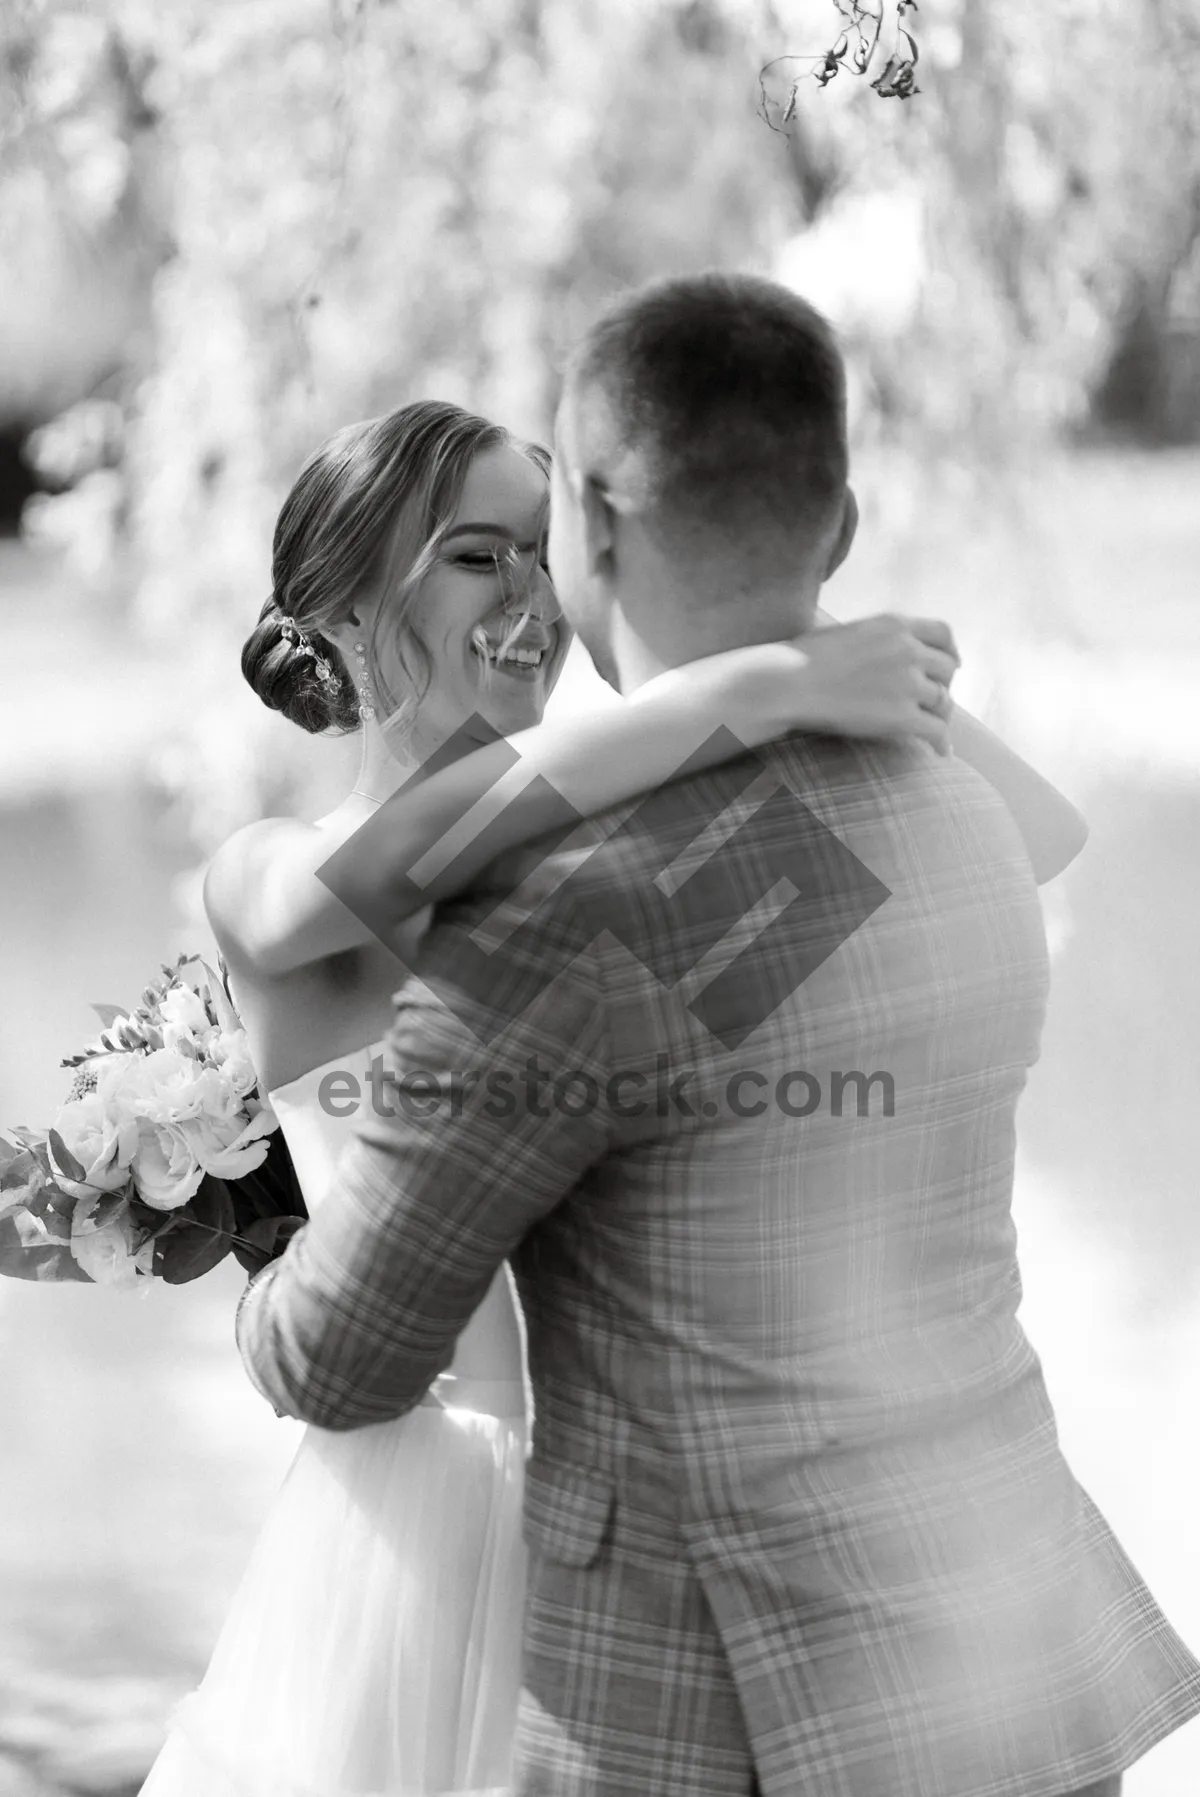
[353,639,376,721]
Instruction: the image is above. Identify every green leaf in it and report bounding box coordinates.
[0,1136,24,1170]
[86,1191,130,1232]
[0,1150,39,1193]
[0,1187,35,1224]
[21,1184,53,1220]
[13,1205,70,1248]
[44,1184,83,1219]
[155,1178,235,1284]
[4,1130,54,1178]
[127,1197,178,1244]
[0,1215,93,1283]
[231,1213,305,1274]
[12,1209,49,1248]
[47,1130,87,1184]
[91,1004,128,1028]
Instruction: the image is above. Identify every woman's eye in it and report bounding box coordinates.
[453,552,500,571]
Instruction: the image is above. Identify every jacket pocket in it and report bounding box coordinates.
[523,1457,615,1568]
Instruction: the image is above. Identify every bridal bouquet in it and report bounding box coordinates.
[0,955,305,1289]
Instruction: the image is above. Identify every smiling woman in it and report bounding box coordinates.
[394,443,568,745]
[237,401,559,748]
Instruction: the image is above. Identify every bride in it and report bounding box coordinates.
[139,398,1084,1796]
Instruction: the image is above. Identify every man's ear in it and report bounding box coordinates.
[579,473,619,580]
[822,487,859,583]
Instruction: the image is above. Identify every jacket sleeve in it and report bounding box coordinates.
[236,874,611,1429]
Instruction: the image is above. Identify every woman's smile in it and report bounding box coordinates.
[469,609,559,681]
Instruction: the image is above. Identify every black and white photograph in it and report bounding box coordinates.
[1,3,1198,1794]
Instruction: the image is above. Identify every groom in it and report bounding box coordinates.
[238,274,1200,1796]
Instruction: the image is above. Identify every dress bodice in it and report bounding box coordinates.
[268,1042,526,1418]
[266,1042,390,1219]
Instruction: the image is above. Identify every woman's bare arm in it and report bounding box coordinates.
[203,816,379,980]
[205,614,957,977]
[812,604,1086,882]
[946,705,1087,882]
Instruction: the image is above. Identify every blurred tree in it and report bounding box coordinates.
[1090,0,1200,443]
[0,4,170,423]
[2,0,1196,870]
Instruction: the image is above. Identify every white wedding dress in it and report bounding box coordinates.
[140,1042,530,1797]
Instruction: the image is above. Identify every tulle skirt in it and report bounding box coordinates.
[140,1377,528,1797]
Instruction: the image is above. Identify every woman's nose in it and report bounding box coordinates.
[502,555,560,622]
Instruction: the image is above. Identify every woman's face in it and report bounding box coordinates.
[376,443,569,750]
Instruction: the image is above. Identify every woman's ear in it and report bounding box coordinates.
[822,487,859,583]
[322,607,364,657]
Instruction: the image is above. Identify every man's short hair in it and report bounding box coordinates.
[566,272,849,563]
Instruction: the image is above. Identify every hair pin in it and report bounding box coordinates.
[279,614,339,688]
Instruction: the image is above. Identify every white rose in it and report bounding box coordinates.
[207,1026,258,1099]
[174,1063,242,1128]
[184,1100,276,1181]
[92,1050,147,1117]
[69,1202,153,1289]
[50,1090,139,1197]
[132,1118,205,1211]
[92,1050,169,1129]
[120,1049,240,1132]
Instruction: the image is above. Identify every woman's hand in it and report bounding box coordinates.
[790,613,960,753]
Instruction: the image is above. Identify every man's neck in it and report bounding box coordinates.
[609,585,821,695]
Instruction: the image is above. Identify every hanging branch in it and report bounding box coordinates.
[759,0,921,130]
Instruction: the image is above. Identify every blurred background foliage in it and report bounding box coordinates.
[2,3,1200,1793]
[2,0,1198,854]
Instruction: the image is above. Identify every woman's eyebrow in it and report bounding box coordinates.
[444,492,549,544]
[442,521,511,541]
[443,513,549,547]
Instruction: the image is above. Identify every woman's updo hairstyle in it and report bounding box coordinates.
[242,399,514,734]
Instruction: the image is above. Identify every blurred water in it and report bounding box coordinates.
[1,459,1199,1793]
[1013,777,1200,1797]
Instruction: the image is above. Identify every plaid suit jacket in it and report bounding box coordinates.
[239,734,1200,1797]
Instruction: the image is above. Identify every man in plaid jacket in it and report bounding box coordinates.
[239,274,1200,1796]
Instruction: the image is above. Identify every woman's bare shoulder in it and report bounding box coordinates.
[202,798,383,975]
[203,816,325,959]
[205,814,322,894]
